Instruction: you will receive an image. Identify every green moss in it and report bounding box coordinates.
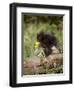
[47,65,63,74]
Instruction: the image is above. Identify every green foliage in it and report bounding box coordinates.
[48,65,63,74]
[23,15,63,60]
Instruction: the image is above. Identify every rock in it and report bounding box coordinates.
[46,53,63,68]
[23,53,63,75]
[24,56,41,74]
[24,56,41,68]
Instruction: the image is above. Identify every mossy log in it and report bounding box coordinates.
[23,53,63,75]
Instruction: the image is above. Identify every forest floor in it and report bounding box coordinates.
[23,53,63,75]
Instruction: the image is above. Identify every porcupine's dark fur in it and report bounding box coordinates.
[37,31,57,57]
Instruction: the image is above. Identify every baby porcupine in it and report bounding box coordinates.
[37,31,57,57]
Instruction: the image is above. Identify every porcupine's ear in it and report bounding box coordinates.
[37,31,44,42]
